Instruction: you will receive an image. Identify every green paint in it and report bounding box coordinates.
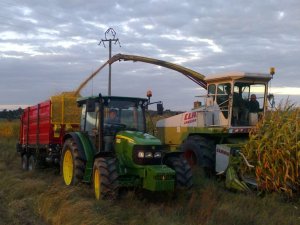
[114,130,176,191]
[115,130,161,167]
[157,126,229,146]
[142,165,175,191]
[75,132,95,182]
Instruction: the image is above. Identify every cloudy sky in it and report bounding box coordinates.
[1,0,300,111]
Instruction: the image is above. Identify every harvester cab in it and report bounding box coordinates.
[204,70,274,128]
[61,94,192,200]
[156,68,275,191]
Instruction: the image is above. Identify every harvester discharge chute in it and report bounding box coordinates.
[74,53,207,96]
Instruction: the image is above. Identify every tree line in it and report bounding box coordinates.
[0,108,24,120]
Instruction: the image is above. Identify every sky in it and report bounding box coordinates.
[1,0,300,111]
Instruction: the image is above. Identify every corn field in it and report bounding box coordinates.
[242,103,300,197]
[0,120,19,139]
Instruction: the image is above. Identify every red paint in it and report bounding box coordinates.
[19,100,79,146]
[184,112,197,120]
[216,148,230,156]
[183,112,197,124]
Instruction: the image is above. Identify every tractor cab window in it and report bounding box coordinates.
[232,82,266,126]
[81,102,100,135]
[216,83,231,119]
[104,99,146,132]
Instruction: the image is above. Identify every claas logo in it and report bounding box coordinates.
[183,112,197,124]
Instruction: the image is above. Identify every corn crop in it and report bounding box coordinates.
[0,120,19,139]
[242,102,300,197]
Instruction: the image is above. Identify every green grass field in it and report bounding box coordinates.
[0,121,299,225]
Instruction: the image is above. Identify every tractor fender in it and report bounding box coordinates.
[63,132,94,162]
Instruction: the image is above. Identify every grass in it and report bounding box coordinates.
[0,121,299,225]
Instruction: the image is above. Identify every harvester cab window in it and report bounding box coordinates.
[208,84,216,100]
[232,82,266,126]
[232,84,248,126]
[216,83,231,119]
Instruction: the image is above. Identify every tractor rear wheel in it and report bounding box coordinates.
[165,156,193,189]
[21,154,28,170]
[61,138,85,185]
[93,157,119,200]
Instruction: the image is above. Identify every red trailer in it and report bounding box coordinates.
[17,92,81,170]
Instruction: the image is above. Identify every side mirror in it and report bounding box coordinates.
[87,99,96,112]
[157,103,164,115]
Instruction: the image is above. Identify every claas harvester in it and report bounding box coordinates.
[156,69,276,190]
[17,92,192,199]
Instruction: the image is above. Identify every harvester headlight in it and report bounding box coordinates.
[154,152,162,158]
[137,151,145,158]
[145,152,153,158]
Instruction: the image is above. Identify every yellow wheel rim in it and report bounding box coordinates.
[94,168,101,200]
[63,149,73,185]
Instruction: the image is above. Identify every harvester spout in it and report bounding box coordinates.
[74,53,207,96]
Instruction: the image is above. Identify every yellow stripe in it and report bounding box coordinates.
[116,135,135,144]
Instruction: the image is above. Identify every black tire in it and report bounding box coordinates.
[28,155,37,171]
[93,157,119,200]
[61,138,85,186]
[182,136,215,175]
[165,156,193,189]
[21,154,28,170]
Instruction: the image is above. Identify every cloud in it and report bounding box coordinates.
[270,87,300,95]
[0,0,300,110]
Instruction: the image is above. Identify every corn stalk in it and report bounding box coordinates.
[241,102,300,197]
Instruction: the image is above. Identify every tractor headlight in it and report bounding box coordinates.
[137,151,145,158]
[145,152,153,158]
[153,152,162,158]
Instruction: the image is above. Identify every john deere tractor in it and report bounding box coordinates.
[61,94,192,199]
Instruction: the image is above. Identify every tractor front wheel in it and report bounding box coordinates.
[93,157,119,200]
[61,139,85,185]
[165,156,193,189]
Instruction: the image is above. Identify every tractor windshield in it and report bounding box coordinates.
[104,99,146,132]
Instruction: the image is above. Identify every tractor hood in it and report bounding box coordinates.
[115,130,162,168]
[116,130,161,145]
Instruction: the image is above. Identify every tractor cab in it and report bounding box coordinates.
[204,70,274,128]
[77,95,148,152]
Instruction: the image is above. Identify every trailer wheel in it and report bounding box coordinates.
[93,157,119,200]
[165,156,193,189]
[21,154,28,170]
[28,155,37,171]
[61,139,85,185]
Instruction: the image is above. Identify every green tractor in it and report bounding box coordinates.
[61,94,192,199]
